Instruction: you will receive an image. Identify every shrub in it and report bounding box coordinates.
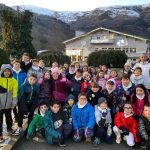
[0,48,10,67]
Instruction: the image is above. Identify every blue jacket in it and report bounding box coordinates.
[13,69,27,89]
[71,102,95,130]
[44,110,61,144]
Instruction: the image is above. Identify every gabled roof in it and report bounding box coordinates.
[63,27,150,44]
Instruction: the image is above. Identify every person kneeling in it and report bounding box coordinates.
[113,101,139,148]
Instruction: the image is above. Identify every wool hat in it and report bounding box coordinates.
[66,94,75,102]
[0,64,13,77]
[51,67,60,75]
[98,97,107,106]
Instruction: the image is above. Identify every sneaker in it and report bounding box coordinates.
[93,137,100,146]
[12,127,22,136]
[0,137,4,143]
[85,137,91,142]
[116,136,122,144]
[123,136,126,141]
[58,139,66,147]
[7,128,16,135]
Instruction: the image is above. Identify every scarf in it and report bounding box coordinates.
[78,102,87,109]
[40,111,45,117]
[122,81,132,91]
[136,94,145,100]
[98,106,108,113]
[69,70,76,75]
[13,68,21,74]
[32,66,40,71]
[75,76,82,81]
[124,112,133,118]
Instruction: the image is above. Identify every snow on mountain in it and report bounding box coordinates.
[12,5,143,23]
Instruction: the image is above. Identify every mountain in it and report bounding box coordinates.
[0,4,75,52]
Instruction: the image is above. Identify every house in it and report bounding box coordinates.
[63,27,150,62]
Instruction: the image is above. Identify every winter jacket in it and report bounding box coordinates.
[86,89,104,106]
[71,77,83,100]
[27,66,43,80]
[95,105,112,135]
[28,113,44,135]
[13,69,27,89]
[71,102,95,130]
[138,114,150,140]
[114,112,139,142]
[44,110,61,144]
[38,77,52,100]
[52,75,72,101]
[132,61,150,89]
[18,80,39,115]
[131,95,150,116]
[0,64,18,109]
[81,81,90,93]
[130,74,144,86]
[97,78,106,90]
[20,61,32,73]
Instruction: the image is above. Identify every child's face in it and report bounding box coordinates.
[51,104,60,113]
[22,55,29,62]
[44,72,50,79]
[33,61,39,67]
[83,66,88,72]
[13,62,20,70]
[107,84,114,91]
[3,69,11,78]
[91,87,99,93]
[78,96,87,105]
[136,87,144,96]
[110,71,117,78]
[134,69,141,77]
[84,74,91,81]
[122,78,130,86]
[99,72,104,78]
[102,66,107,72]
[52,72,59,80]
[39,61,45,68]
[68,99,74,107]
[99,102,107,110]
[70,67,75,72]
[75,72,82,78]
[40,105,48,114]
[124,65,130,71]
[124,104,133,115]
[143,106,150,119]
[28,76,37,85]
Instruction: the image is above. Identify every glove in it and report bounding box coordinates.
[98,118,106,127]
[120,126,129,136]
[85,127,91,138]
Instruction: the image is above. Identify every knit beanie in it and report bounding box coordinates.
[98,97,107,106]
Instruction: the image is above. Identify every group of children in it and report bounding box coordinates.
[0,52,150,149]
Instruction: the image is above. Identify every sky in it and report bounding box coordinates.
[0,0,150,11]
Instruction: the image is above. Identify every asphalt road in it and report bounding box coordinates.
[13,136,142,150]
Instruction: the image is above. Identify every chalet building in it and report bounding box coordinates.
[63,27,150,62]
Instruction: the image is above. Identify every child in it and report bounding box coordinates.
[63,94,75,125]
[138,104,150,150]
[86,82,103,107]
[0,64,18,142]
[123,63,132,77]
[101,65,110,79]
[20,52,32,73]
[14,73,39,136]
[93,97,112,146]
[130,67,144,86]
[26,101,48,139]
[44,101,71,146]
[108,69,119,87]
[96,69,106,90]
[66,65,76,80]
[102,79,120,120]
[38,70,52,106]
[131,84,150,118]
[81,71,91,93]
[27,59,43,80]
[71,93,95,142]
[113,101,139,148]
[118,74,135,109]
[71,69,83,100]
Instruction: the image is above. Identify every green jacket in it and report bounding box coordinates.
[27,114,44,135]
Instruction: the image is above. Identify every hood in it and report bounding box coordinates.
[106,78,116,91]
[1,64,13,77]
[66,94,75,102]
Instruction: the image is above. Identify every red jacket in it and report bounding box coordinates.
[114,112,139,142]
[81,81,90,93]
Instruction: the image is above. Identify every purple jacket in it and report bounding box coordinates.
[52,75,72,101]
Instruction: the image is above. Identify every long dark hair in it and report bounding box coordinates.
[132,84,149,104]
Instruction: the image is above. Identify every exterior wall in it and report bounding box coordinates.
[65,30,150,61]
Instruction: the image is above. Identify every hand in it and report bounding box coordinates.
[61,78,67,82]
[85,127,91,138]
[74,129,79,138]
[120,126,129,136]
[98,118,106,127]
